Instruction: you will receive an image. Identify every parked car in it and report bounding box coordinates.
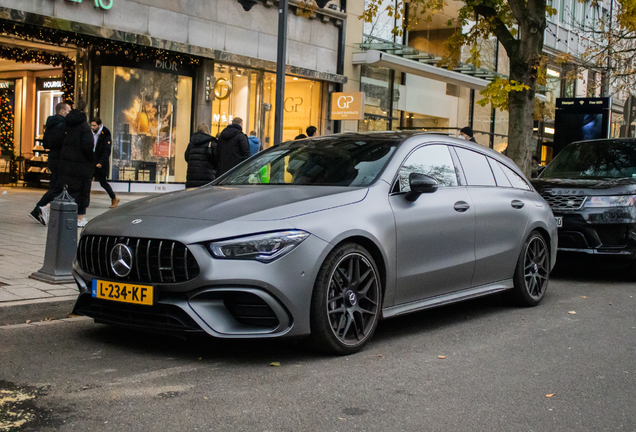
[532,138,636,265]
[72,132,557,355]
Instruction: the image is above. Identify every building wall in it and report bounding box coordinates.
[0,0,342,75]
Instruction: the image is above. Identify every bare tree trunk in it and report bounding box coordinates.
[504,8,545,177]
[507,66,535,177]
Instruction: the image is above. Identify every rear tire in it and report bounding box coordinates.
[506,231,550,306]
[309,243,382,355]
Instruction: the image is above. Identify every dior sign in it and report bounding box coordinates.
[64,0,113,10]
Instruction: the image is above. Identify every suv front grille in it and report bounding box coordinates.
[541,193,587,210]
[77,235,199,284]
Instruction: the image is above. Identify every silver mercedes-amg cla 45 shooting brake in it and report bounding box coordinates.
[72,132,557,355]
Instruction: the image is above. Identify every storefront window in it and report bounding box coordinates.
[211,65,322,147]
[35,77,64,138]
[360,65,400,130]
[263,74,322,143]
[100,66,192,183]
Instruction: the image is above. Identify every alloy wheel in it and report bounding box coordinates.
[326,252,380,346]
[524,236,549,299]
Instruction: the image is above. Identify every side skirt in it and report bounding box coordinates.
[382,279,514,319]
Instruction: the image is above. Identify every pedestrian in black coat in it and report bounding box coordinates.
[216,117,250,176]
[185,124,217,188]
[29,101,70,226]
[50,107,94,227]
[91,118,119,208]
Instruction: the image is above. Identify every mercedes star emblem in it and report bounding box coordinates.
[110,244,133,277]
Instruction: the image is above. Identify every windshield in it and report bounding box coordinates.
[541,140,636,179]
[216,137,399,186]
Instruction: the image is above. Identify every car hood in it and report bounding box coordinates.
[532,177,636,195]
[105,185,368,223]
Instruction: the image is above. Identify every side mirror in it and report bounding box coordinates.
[405,173,438,202]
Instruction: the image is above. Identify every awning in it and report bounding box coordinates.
[352,50,489,91]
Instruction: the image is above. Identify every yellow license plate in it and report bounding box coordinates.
[91,280,153,306]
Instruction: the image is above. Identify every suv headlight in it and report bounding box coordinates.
[584,195,636,208]
[208,230,309,262]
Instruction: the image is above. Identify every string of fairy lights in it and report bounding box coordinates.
[0,19,202,183]
[0,90,16,183]
[0,19,201,103]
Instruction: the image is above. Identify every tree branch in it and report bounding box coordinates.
[473,4,519,55]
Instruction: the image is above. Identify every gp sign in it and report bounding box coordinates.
[331,92,364,120]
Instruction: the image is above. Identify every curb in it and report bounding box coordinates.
[0,296,78,326]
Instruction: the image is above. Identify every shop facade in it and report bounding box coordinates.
[0,0,346,190]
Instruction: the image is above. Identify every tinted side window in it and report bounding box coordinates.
[454,147,496,186]
[399,145,458,192]
[488,157,512,187]
[499,162,531,190]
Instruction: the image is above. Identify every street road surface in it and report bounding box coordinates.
[1,264,635,431]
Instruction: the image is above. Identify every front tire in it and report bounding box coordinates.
[309,243,382,355]
[506,231,550,306]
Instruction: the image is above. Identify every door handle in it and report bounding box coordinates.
[454,201,470,212]
[511,200,525,209]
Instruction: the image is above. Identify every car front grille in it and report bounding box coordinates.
[541,193,587,210]
[77,235,199,284]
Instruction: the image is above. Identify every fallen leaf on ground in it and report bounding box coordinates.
[609,303,613,305]
[377,355,383,358]
[67,313,81,318]
[25,320,31,324]
[270,362,281,367]
[568,311,576,314]
[546,394,555,398]
[338,417,346,420]
[581,296,587,299]
[438,356,446,359]
[45,317,54,322]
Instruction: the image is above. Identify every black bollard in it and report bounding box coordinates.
[30,186,78,284]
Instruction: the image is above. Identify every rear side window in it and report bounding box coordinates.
[499,162,531,190]
[398,145,458,191]
[454,147,496,186]
[488,158,512,187]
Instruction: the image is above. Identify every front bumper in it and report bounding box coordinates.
[555,206,636,257]
[72,234,331,338]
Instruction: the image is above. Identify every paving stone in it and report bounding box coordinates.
[0,290,20,302]
[3,287,53,299]
[43,289,79,297]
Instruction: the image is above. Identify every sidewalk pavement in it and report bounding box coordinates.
[0,186,146,325]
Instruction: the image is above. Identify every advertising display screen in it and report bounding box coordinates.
[554,98,611,156]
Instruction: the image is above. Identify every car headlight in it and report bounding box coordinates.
[584,195,636,207]
[208,230,310,262]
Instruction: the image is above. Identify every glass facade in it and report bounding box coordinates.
[358,65,401,131]
[95,61,324,185]
[210,64,323,147]
[100,66,193,183]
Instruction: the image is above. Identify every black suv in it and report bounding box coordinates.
[531,139,636,261]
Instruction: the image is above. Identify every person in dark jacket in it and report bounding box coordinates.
[216,117,250,176]
[459,126,477,143]
[29,101,70,225]
[91,118,119,208]
[185,124,217,188]
[49,105,95,227]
